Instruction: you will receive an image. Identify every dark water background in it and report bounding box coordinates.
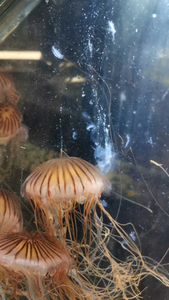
[1,0,169,299]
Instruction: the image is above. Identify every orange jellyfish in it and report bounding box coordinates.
[0,189,23,233]
[21,157,110,246]
[0,103,28,145]
[0,71,20,105]
[21,157,169,299]
[0,231,101,300]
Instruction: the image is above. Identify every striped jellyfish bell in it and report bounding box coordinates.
[0,231,70,274]
[0,103,28,145]
[22,157,111,206]
[0,189,23,233]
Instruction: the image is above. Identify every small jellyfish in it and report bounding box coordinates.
[0,103,28,145]
[0,231,97,299]
[0,189,23,233]
[0,71,20,105]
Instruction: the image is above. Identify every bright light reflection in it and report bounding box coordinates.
[0,51,42,60]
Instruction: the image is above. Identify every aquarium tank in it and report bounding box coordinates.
[0,0,168,299]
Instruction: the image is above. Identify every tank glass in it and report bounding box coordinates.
[0,0,169,299]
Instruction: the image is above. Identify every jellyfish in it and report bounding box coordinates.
[21,156,110,247]
[0,71,20,105]
[0,189,23,233]
[0,231,107,300]
[21,156,169,299]
[0,103,28,145]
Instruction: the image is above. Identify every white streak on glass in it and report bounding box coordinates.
[120,91,126,102]
[124,134,130,149]
[108,20,116,42]
[88,38,93,53]
[129,231,136,241]
[72,131,77,140]
[94,143,115,174]
[121,240,128,250]
[147,137,153,145]
[51,46,64,59]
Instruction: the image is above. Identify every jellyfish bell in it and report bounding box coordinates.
[22,157,111,204]
[0,71,20,105]
[0,103,21,144]
[0,189,23,233]
[0,231,70,275]
[0,103,28,145]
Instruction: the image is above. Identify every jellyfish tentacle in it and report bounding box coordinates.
[89,206,102,262]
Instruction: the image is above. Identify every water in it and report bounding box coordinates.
[0,0,169,299]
